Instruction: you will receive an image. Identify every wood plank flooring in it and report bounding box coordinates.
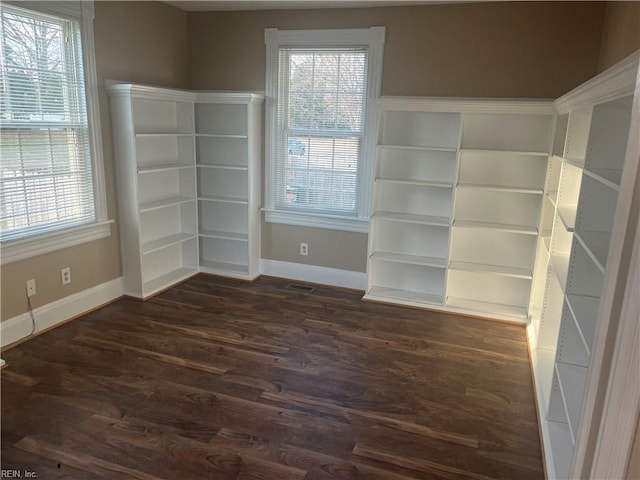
[1,275,544,479]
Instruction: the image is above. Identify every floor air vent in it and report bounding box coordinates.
[285,283,315,293]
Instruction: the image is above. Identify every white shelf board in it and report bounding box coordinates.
[583,167,621,191]
[551,253,569,289]
[575,230,609,273]
[137,163,194,174]
[555,361,588,442]
[375,178,453,188]
[546,192,558,208]
[453,220,538,235]
[200,259,249,274]
[198,194,248,205]
[565,294,599,353]
[557,205,577,232]
[195,133,248,139]
[135,133,192,138]
[445,296,528,319]
[143,267,198,297]
[196,164,248,171]
[373,211,450,227]
[459,148,549,157]
[199,229,248,241]
[448,260,533,279]
[457,183,543,195]
[547,420,574,480]
[367,286,443,305]
[139,196,195,213]
[141,232,196,255]
[370,251,446,268]
[377,144,457,153]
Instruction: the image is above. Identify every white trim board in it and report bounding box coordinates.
[1,220,113,265]
[377,96,555,114]
[1,277,123,348]
[260,259,367,291]
[591,215,640,480]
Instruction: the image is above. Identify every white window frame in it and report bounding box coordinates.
[264,27,385,233]
[1,1,111,265]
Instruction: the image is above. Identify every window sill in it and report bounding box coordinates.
[1,220,114,265]
[263,208,369,233]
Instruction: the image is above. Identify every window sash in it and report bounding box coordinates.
[274,47,368,217]
[0,4,96,243]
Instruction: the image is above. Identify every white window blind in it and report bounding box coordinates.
[0,5,95,243]
[275,48,368,216]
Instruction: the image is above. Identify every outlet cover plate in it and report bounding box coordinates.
[61,267,71,285]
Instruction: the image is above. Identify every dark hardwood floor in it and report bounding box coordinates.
[1,275,544,479]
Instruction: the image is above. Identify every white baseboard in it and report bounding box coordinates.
[260,259,366,291]
[1,277,123,348]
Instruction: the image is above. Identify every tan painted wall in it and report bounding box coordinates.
[262,223,368,272]
[188,2,604,97]
[187,2,605,272]
[598,1,640,73]
[628,414,640,479]
[1,1,189,321]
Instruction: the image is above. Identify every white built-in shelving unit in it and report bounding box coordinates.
[195,94,263,279]
[364,99,554,322]
[527,54,638,479]
[107,83,263,298]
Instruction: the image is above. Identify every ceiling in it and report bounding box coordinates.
[163,0,464,12]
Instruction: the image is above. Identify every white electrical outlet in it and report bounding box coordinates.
[300,242,309,256]
[26,279,36,297]
[61,267,71,285]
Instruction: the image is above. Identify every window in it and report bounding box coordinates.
[0,2,109,264]
[278,48,366,214]
[265,28,385,232]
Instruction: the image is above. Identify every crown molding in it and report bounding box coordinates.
[554,51,639,114]
[376,96,555,115]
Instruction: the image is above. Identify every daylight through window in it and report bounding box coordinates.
[0,5,95,242]
[275,48,368,215]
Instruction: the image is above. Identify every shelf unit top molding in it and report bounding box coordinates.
[376,96,555,114]
[105,81,195,102]
[105,81,265,105]
[554,50,639,114]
